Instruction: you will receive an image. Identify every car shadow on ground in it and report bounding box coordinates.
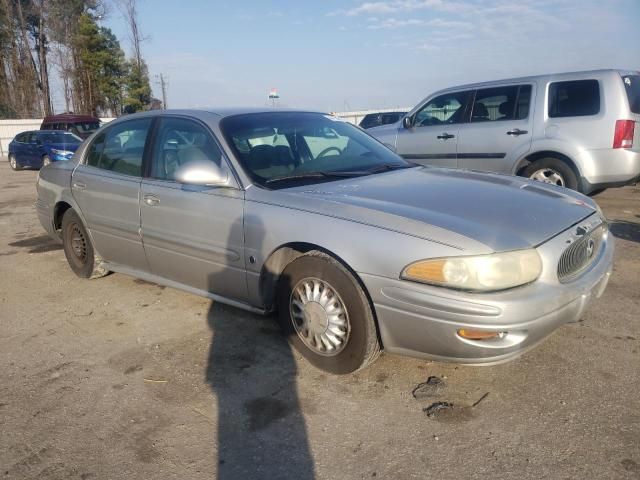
[8,234,63,253]
[609,220,640,244]
[204,218,315,479]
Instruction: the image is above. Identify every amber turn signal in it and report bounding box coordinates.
[457,329,506,341]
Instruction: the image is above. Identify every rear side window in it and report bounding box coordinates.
[622,75,640,114]
[85,119,152,176]
[548,80,600,117]
[471,86,519,122]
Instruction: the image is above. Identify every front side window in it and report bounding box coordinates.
[85,118,151,176]
[150,117,225,181]
[414,91,471,127]
[622,75,640,114]
[548,79,600,118]
[221,112,411,188]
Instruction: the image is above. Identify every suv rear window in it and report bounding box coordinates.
[622,75,640,114]
[548,79,600,118]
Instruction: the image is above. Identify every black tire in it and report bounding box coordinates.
[9,154,20,171]
[276,251,381,374]
[523,157,578,190]
[61,209,108,279]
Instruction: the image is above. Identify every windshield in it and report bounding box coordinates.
[73,122,101,133]
[39,132,82,144]
[622,75,640,114]
[221,112,411,188]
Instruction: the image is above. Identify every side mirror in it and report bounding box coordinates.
[402,116,413,129]
[174,160,230,187]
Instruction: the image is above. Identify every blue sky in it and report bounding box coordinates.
[95,0,640,113]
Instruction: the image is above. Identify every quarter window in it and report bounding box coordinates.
[622,75,640,114]
[414,91,471,126]
[150,117,224,181]
[548,80,600,118]
[86,119,151,176]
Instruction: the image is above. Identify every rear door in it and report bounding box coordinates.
[395,91,472,168]
[71,118,152,271]
[140,116,247,300]
[456,84,535,173]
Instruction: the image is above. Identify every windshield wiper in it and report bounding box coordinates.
[265,170,363,185]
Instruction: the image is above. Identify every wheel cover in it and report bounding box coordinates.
[529,168,565,187]
[290,277,350,356]
[69,223,87,264]
[10,156,16,169]
[43,156,50,166]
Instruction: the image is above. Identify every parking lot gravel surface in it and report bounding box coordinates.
[1,161,639,479]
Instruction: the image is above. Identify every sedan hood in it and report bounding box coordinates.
[274,167,598,252]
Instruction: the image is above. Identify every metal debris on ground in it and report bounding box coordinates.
[472,392,490,407]
[423,401,454,417]
[412,376,445,399]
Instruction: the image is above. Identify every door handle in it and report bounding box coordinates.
[437,133,455,140]
[72,182,86,190]
[143,194,160,206]
[507,128,528,136]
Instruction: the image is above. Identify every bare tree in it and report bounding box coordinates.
[118,0,144,70]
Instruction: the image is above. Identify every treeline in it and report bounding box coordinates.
[0,0,153,119]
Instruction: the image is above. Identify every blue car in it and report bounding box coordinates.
[8,130,83,170]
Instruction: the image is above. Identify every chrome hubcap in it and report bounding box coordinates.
[10,156,16,168]
[43,157,50,166]
[530,168,565,187]
[290,278,350,356]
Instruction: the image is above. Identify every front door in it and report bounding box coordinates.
[140,116,247,301]
[456,84,535,173]
[71,118,152,271]
[395,91,472,168]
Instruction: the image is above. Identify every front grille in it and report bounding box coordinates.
[557,224,605,282]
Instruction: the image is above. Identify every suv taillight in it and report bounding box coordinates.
[613,120,635,149]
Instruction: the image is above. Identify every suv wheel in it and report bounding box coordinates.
[523,158,578,190]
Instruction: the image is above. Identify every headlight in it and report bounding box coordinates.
[51,148,73,157]
[401,249,542,292]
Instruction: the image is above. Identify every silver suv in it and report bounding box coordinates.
[369,69,640,194]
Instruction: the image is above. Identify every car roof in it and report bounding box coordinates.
[432,68,638,95]
[42,113,100,122]
[100,108,330,128]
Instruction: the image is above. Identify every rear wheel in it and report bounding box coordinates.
[276,252,381,374]
[523,158,578,190]
[9,154,20,171]
[61,209,107,279]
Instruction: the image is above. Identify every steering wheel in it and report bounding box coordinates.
[317,146,342,158]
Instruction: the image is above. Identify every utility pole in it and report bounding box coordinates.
[155,73,168,109]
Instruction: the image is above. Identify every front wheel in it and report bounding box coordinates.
[61,209,108,279]
[276,252,381,374]
[9,154,20,171]
[42,155,51,167]
[523,158,578,190]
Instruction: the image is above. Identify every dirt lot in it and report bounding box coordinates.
[0,160,639,480]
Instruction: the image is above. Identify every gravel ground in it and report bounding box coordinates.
[1,160,639,480]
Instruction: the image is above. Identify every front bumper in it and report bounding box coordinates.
[361,215,614,365]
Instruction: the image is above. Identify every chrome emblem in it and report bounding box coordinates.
[586,238,596,258]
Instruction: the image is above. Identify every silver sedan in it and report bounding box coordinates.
[35,109,614,373]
